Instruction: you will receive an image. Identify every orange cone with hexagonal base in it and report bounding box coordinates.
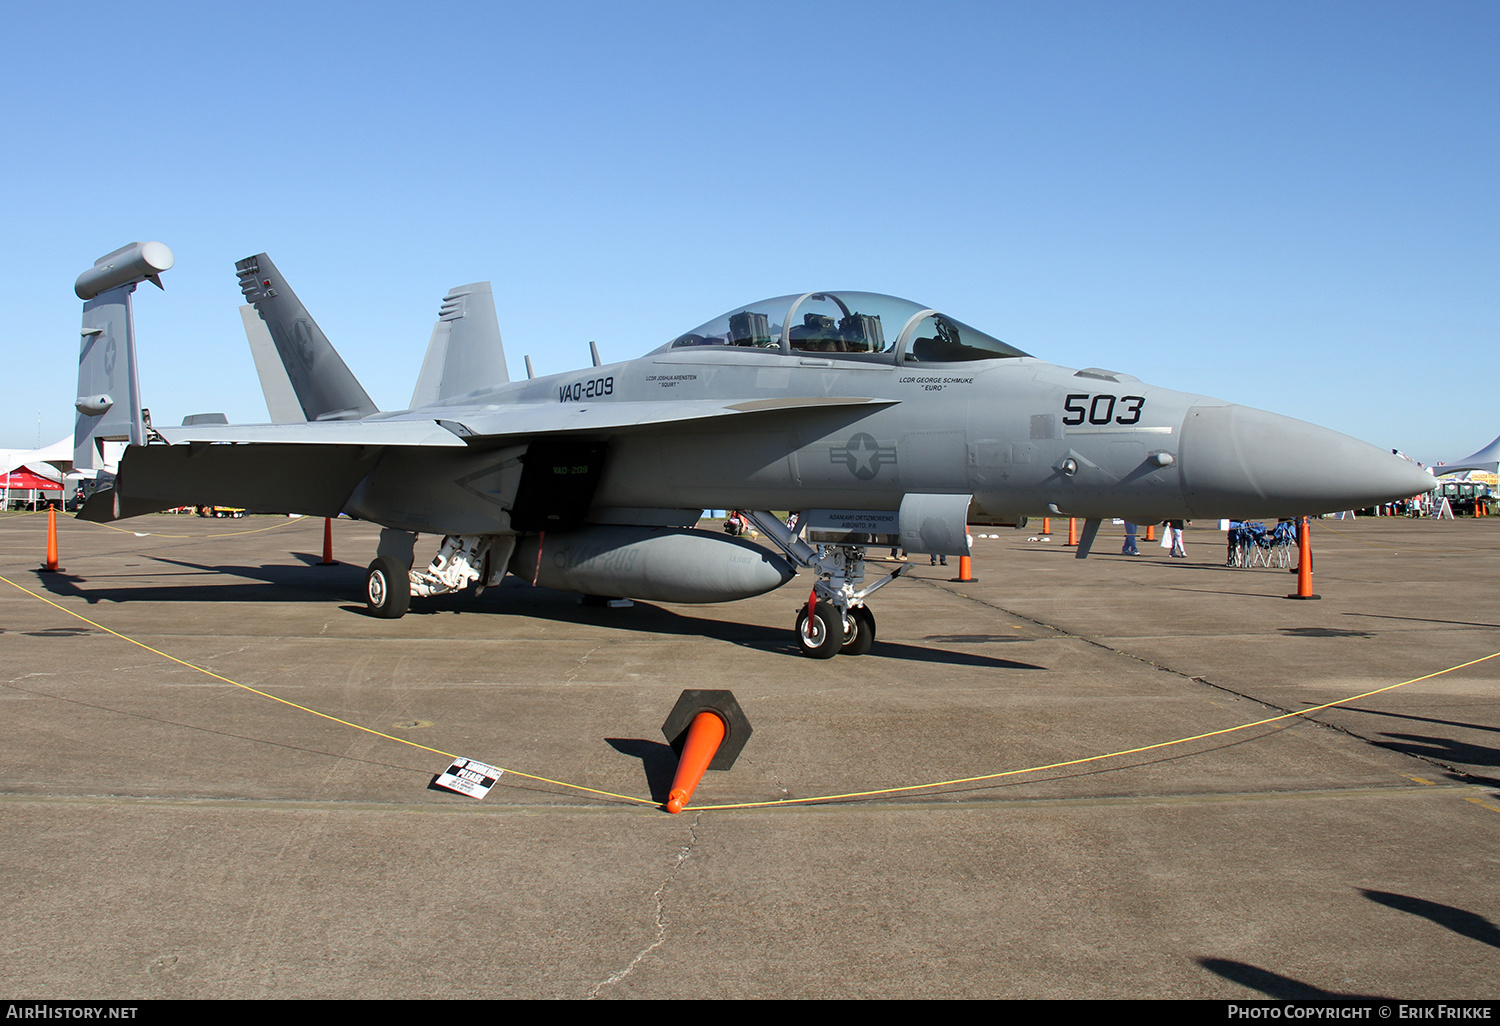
[665,711,727,813]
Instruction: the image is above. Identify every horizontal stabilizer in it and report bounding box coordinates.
[411,282,508,408]
[78,443,379,522]
[235,254,377,421]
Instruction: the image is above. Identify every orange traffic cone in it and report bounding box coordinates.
[1286,516,1320,600]
[1145,523,1156,542]
[955,555,975,582]
[40,505,61,572]
[1041,517,1051,536]
[319,517,337,566]
[666,712,726,813]
[661,690,751,813]
[1066,517,1078,546]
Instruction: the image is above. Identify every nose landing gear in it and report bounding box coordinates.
[794,596,878,659]
[744,512,903,659]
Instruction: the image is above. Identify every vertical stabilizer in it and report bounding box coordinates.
[241,305,307,423]
[410,282,508,409]
[73,242,174,475]
[235,253,378,421]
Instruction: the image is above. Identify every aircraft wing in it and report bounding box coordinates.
[157,396,897,447]
[156,419,469,447]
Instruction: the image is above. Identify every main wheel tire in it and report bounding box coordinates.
[366,556,411,619]
[795,603,841,659]
[840,605,876,656]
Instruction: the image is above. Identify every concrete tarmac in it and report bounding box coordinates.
[1,511,1497,999]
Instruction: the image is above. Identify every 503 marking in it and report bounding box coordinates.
[1063,393,1145,426]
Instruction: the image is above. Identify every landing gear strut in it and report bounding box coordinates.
[743,512,904,659]
[362,533,515,619]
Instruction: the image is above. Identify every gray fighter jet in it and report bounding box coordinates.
[72,243,1433,657]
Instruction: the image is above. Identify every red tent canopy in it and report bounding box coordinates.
[1,469,62,490]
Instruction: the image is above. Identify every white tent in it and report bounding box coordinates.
[1433,434,1500,476]
[0,436,71,477]
[1,436,71,508]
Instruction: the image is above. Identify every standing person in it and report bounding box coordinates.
[1167,519,1187,558]
[1122,521,1140,555]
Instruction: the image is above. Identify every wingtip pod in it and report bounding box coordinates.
[74,242,173,472]
[75,242,174,300]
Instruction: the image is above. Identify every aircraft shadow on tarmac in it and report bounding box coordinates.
[326,577,1050,668]
[1347,610,1500,630]
[34,557,1045,668]
[31,555,365,604]
[1278,626,1376,638]
[1361,889,1500,951]
[1372,730,1499,779]
[1197,958,1383,1000]
[1331,705,1500,784]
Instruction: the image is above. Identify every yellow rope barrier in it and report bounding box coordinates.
[0,573,658,807]
[82,515,307,540]
[4,570,1494,814]
[684,651,1500,810]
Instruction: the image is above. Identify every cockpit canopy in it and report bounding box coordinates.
[654,292,1030,363]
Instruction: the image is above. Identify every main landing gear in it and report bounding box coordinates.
[363,531,515,618]
[743,512,903,659]
[365,555,410,618]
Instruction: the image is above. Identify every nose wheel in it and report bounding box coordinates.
[840,605,876,656]
[794,604,840,658]
[794,603,876,658]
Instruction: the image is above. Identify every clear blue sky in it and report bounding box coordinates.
[2,1,1494,464]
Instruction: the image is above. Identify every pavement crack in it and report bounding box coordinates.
[588,814,701,998]
[563,643,602,686]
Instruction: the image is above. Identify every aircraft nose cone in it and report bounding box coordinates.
[1178,404,1433,518]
